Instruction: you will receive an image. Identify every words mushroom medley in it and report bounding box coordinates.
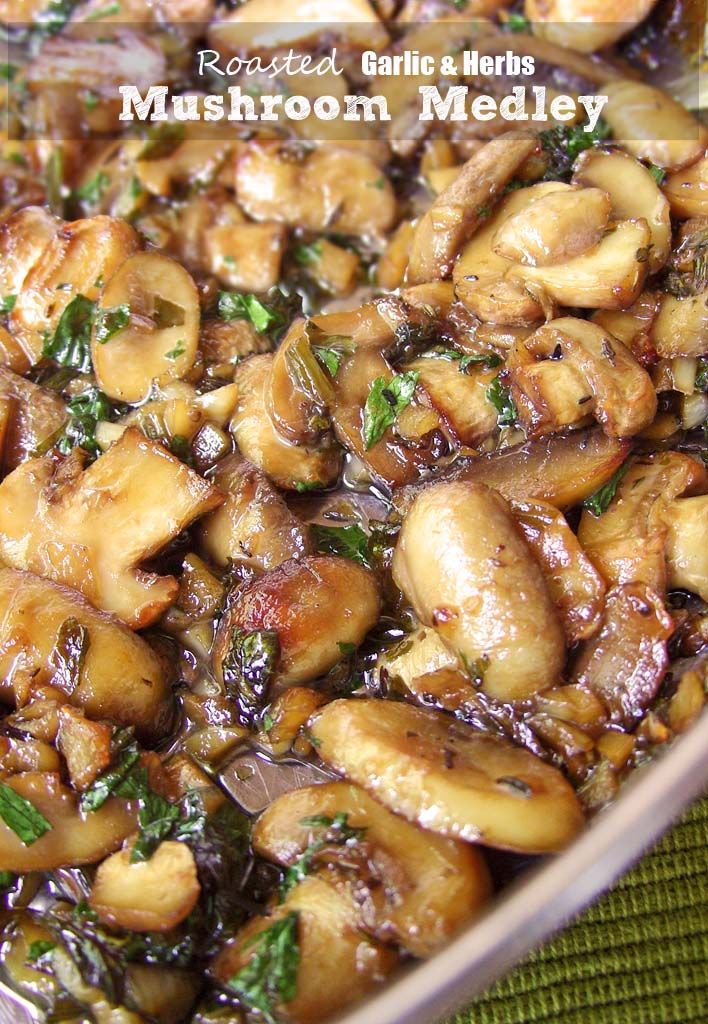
[0,1,706,1023]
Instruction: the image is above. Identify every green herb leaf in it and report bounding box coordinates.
[0,64,17,81]
[293,480,322,493]
[84,1,122,20]
[312,346,342,376]
[73,171,111,206]
[485,374,517,427]
[130,789,180,863]
[0,295,16,315]
[540,120,611,181]
[229,912,300,1024]
[164,341,186,360]
[27,940,56,964]
[280,813,366,897]
[311,523,370,567]
[363,371,419,450]
[582,459,632,517]
[0,871,15,891]
[337,642,356,656]
[95,304,130,344]
[218,292,283,334]
[647,163,666,185]
[695,358,708,393]
[36,0,79,37]
[81,744,141,813]
[48,618,90,694]
[459,352,503,372]
[42,295,95,372]
[83,90,99,111]
[505,12,530,31]
[221,629,280,725]
[292,240,323,266]
[57,387,112,458]
[0,782,52,845]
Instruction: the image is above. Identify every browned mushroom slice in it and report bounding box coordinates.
[578,452,708,594]
[252,781,491,957]
[652,290,708,359]
[510,499,606,643]
[0,568,173,742]
[573,148,671,274]
[524,0,657,52]
[404,356,499,447]
[213,555,380,691]
[393,481,565,701]
[198,454,312,570]
[510,317,657,438]
[406,132,539,285]
[90,840,201,932]
[266,320,336,445]
[57,706,113,791]
[394,429,632,516]
[9,215,140,365]
[211,876,397,1024]
[235,143,396,238]
[493,186,611,267]
[330,346,442,489]
[663,153,708,220]
[231,354,342,491]
[571,583,674,728]
[0,205,60,308]
[310,700,584,853]
[664,496,708,600]
[91,251,201,403]
[0,366,67,471]
[0,428,223,628]
[601,80,707,171]
[0,772,136,872]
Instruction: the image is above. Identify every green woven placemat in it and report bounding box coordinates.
[452,797,708,1024]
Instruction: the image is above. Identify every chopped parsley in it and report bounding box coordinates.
[42,294,95,372]
[292,240,323,266]
[94,304,130,344]
[164,341,187,360]
[582,458,632,517]
[57,388,111,458]
[293,480,322,493]
[280,813,366,896]
[0,782,52,846]
[311,523,370,567]
[0,64,17,81]
[486,374,517,427]
[540,121,611,180]
[73,171,111,206]
[647,163,666,185]
[505,12,531,32]
[0,295,16,315]
[221,629,280,725]
[27,940,56,964]
[218,292,283,334]
[363,371,419,450]
[229,912,300,1024]
[695,358,708,393]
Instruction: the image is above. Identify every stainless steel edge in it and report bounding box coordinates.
[335,710,708,1024]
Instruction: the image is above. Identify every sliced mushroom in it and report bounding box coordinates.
[512,218,651,310]
[0,428,223,628]
[407,132,539,285]
[0,568,173,741]
[253,781,491,957]
[578,452,708,594]
[602,80,708,171]
[394,428,632,516]
[214,555,379,688]
[571,583,674,728]
[511,317,657,438]
[0,772,136,872]
[393,481,565,700]
[510,499,606,643]
[267,320,336,445]
[90,840,201,932]
[664,153,708,219]
[404,356,499,447]
[0,366,67,471]
[573,148,671,273]
[57,706,113,791]
[310,699,584,853]
[211,876,397,1024]
[235,143,396,238]
[9,215,140,365]
[664,496,708,600]
[198,454,312,570]
[652,291,708,358]
[231,354,342,491]
[329,345,442,488]
[92,251,200,403]
[0,205,60,310]
[493,185,611,267]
